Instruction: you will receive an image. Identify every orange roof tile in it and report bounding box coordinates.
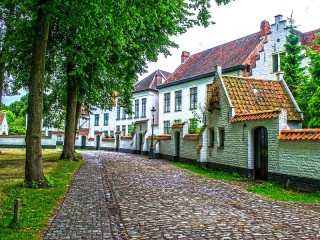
[231,109,281,122]
[79,129,89,135]
[279,129,320,140]
[183,134,201,141]
[171,123,185,129]
[222,76,302,121]
[120,136,133,140]
[147,134,171,140]
[0,113,5,125]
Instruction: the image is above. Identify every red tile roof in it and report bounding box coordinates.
[279,129,320,140]
[231,109,281,122]
[222,76,302,121]
[147,134,171,140]
[183,134,201,141]
[120,136,133,140]
[163,32,265,84]
[0,113,5,125]
[296,29,320,52]
[171,123,185,129]
[79,129,89,135]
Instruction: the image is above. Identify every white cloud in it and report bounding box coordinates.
[140,0,320,79]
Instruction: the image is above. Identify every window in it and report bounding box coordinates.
[190,87,197,109]
[122,108,126,120]
[141,98,147,117]
[164,93,170,112]
[134,99,139,118]
[272,52,285,73]
[94,114,99,126]
[188,118,198,134]
[207,84,212,97]
[122,125,126,135]
[110,130,114,137]
[218,128,225,148]
[175,90,182,111]
[48,131,52,138]
[116,125,120,131]
[104,113,109,126]
[116,104,121,120]
[164,120,170,134]
[209,128,214,147]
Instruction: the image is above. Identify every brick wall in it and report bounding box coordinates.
[278,141,320,180]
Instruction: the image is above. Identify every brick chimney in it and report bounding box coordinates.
[260,20,271,36]
[181,51,190,64]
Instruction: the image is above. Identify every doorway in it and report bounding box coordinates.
[81,136,86,149]
[174,131,180,162]
[254,127,268,180]
[96,135,100,150]
[116,135,120,152]
[138,133,143,154]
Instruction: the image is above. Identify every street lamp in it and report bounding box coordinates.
[149,106,156,159]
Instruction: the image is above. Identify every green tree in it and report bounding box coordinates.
[281,27,307,97]
[303,33,320,127]
[4,0,232,183]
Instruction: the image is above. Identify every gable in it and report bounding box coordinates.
[222,76,302,121]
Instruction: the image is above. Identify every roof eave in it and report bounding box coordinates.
[156,65,246,89]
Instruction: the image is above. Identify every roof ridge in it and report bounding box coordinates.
[222,75,277,82]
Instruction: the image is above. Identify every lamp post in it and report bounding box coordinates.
[149,106,156,159]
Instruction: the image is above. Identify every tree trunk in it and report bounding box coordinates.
[73,100,82,151]
[0,62,4,109]
[25,1,49,187]
[60,64,77,160]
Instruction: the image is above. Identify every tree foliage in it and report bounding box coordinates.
[281,27,307,97]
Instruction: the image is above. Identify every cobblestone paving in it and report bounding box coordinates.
[43,153,112,239]
[44,151,320,239]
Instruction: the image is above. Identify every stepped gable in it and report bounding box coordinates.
[134,69,171,92]
[222,76,302,121]
[163,32,265,84]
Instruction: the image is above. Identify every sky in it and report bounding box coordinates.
[3,0,320,105]
[140,0,320,79]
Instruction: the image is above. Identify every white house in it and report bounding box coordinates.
[0,113,9,135]
[156,15,319,136]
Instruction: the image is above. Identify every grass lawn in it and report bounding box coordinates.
[172,162,249,181]
[247,182,320,203]
[0,149,83,240]
[172,162,320,203]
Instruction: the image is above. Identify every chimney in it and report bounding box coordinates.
[260,20,271,36]
[155,71,163,85]
[275,14,283,24]
[181,51,190,64]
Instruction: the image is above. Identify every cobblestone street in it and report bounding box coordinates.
[43,151,320,239]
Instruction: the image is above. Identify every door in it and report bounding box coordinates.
[254,127,268,180]
[116,135,120,152]
[81,136,86,149]
[138,133,143,154]
[174,131,180,162]
[96,135,100,150]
